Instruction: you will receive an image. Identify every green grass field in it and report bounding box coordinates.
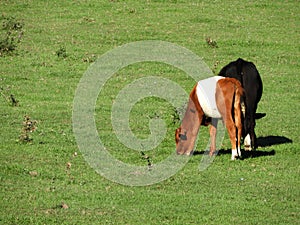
[1,0,299,224]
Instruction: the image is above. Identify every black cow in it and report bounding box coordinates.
[218,58,263,150]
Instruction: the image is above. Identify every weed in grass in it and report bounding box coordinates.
[19,115,37,143]
[65,161,75,183]
[82,53,97,63]
[10,94,18,106]
[212,60,220,75]
[56,46,67,58]
[140,151,153,169]
[61,202,69,209]
[206,37,218,48]
[29,170,38,177]
[0,87,19,106]
[0,15,24,56]
[171,107,181,125]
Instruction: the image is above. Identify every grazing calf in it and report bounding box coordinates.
[218,58,263,150]
[175,76,244,160]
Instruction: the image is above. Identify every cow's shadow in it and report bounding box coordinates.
[194,135,292,159]
[255,113,266,119]
[241,149,276,159]
[256,135,292,147]
[195,148,276,159]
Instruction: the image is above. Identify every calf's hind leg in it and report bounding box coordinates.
[234,94,243,158]
[216,81,239,160]
[225,120,239,160]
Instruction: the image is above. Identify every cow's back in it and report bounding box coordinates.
[218,58,263,107]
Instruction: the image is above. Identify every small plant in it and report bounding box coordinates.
[56,46,67,58]
[82,53,96,63]
[206,37,218,48]
[0,87,19,106]
[212,60,220,75]
[140,151,153,170]
[171,107,181,125]
[0,16,24,56]
[19,115,37,143]
[10,94,19,106]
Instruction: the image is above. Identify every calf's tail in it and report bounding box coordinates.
[230,78,244,126]
[232,78,244,154]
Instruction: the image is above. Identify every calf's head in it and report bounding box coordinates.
[175,85,203,155]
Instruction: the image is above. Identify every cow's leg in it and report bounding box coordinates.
[244,101,258,151]
[245,116,256,151]
[244,115,252,151]
[250,119,257,150]
[244,134,251,151]
[209,118,218,156]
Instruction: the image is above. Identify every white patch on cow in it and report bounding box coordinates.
[196,76,225,118]
[231,149,238,160]
[244,134,252,151]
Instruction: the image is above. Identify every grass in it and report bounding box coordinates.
[1,0,299,224]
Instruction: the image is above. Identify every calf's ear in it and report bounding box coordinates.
[175,128,181,144]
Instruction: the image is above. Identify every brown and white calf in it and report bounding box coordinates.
[175,76,244,160]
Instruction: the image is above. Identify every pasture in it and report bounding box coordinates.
[1,0,299,224]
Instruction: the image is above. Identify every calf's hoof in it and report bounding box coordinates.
[231,155,239,160]
[231,149,239,160]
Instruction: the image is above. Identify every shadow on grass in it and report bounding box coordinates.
[194,135,292,159]
[255,112,266,119]
[241,149,276,159]
[257,135,292,147]
[193,148,276,159]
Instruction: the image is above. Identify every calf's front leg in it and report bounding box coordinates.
[209,118,218,156]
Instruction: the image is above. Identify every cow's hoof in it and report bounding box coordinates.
[244,134,251,151]
[244,145,252,151]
